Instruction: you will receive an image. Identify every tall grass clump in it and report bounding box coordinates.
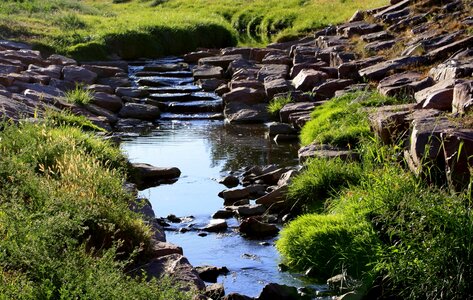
[267,94,293,118]
[64,85,93,105]
[300,91,407,148]
[0,121,190,299]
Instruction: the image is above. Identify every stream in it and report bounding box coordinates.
[119,58,325,297]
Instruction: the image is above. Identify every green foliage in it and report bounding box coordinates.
[64,85,93,105]
[0,0,388,59]
[300,91,408,147]
[267,94,293,117]
[288,157,363,212]
[45,110,106,132]
[0,122,189,298]
[276,213,379,280]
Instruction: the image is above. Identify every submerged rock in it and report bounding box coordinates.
[128,163,181,190]
[239,217,279,238]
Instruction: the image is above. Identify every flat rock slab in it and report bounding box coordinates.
[223,87,266,105]
[203,219,228,232]
[118,103,161,120]
[313,79,353,100]
[257,64,290,82]
[198,54,243,69]
[264,78,294,99]
[193,65,224,80]
[377,71,433,98]
[337,21,383,38]
[427,36,473,61]
[224,102,270,124]
[268,122,297,136]
[338,56,384,80]
[280,102,319,123]
[146,85,202,94]
[63,65,97,84]
[239,217,279,238]
[129,163,181,190]
[292,69,328,91]
[92,92,123,113]
[236,204,267,217]
[142,63,188,72]
[359,56,427,81]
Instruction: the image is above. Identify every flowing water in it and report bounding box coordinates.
[120,59,326,297]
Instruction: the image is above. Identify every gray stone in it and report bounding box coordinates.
[97,77,131,89]
[203,219,228,232]
[255,185,288,206]
[237,204,267,217]
[223,87,266,105]
[452,81,473,114]
[129,163,181,190]
[268,122,296,136]
[150,241,183,257]
[224,102,269,124]
[86,84,114,94]
[257,283,299,300]
[83,65,124,78]
[206,283,225,300]
[212,209,235,219]
[365,40,397,52]
[193,65,224,80]
[427,36,473,61]
[298,143,358,163]
[198,54,243,69]
[336,21,383,38]
[313,79,354,100]
[27,64,62,79]
[257,64,290,81]
[369,104,415,144]
[92,92,123,112]
[441,129,473,190]
[377,71,434,98]
[198,78,227,92]
[338,56,384,80]
[47,54,77,66]
[219,175,240,188]
[359,56,427,81]
[239,217,279,238]
[118,103,160,121]
[264,78,294,99]
[63,65,97,84]
[360,31,393,43]
[280,102,319,123]
[85,103,119,124]
[116,87,149,98]
[292,69,328,91]
[183,50,218,63]
[421,88,454,110]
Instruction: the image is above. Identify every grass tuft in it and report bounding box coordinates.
[64,85,93,105]
[267,94,293,118]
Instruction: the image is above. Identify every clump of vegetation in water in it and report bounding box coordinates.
[0,120,190,299]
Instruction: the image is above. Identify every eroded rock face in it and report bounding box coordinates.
[452,81,473,114]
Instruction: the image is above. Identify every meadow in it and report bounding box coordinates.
[0,0,388,60]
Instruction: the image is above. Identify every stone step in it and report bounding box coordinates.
[160,112,224,120]
[137,76,194,87]
[163,100,223,114]
[149,92,218,102]
[145,85,202,94]
[134,70,193,78]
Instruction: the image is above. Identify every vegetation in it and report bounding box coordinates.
[64,85,94,105]
[0,120,190,299]
[277,91,473,299]
[299,91,408,147]
[0,0,388,60]
[267,94,293,118]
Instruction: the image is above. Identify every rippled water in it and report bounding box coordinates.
[120,120,325,297]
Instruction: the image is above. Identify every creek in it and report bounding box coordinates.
[120,59,325,297]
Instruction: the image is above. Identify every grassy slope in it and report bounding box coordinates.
[277,92,473,299]
[0,0,388,60]
[0,116,190,299]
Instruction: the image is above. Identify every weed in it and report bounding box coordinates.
[267,94,293,118]
[64,85,93,105]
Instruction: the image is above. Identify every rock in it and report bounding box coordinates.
[338,56,384,80]
[280,102,319,123]
[292,69,328,91]
[224,102,270,124]
[198,78,227,92]
[203,219,228,232]
[0,40,32,51]
[239,217,279,238]
[452,81,473,114]
[219,175,240,188]
[142,63,187,72]
[257,64,290,82]
[27,64,62,79]
[349,10,365,22]
[222,47,253,59]
[337,21,383,38]
[359,56,427,81]
[264,78,294,99]
[360,31,393,43]
[150,241,183,257]
[193,65,224,80]
[414,79,460,104]
[128,163,181,190]
[268,122,296,136]
[206,283,225,300]
[115,87,149,98]
[337,292,361,300]
[429,60,473,82]
[377,71,433,98]
[220,187,250,202]
[223,87,266,105]
[421,88,454,110]
[257,283,299,300]
[91,92,123,112]
[83,65,123,78]
[290,61,328,79]
[368,104,415,144]
[253,167,291,185]
[196,265,229,283]
[216,84,230,96]
[142,254,205,291]
[47,54,77,66]
[255,185,288,206]
[298,143,358,163]
[0,94,35,120]
[198,54,243,69]
[0,64,23,74]
[277,170,299,187]
[441,129,473,190]
[330,52,357,68]
[313,79,354,100]
[223,293,253,300]
[237,204,267,217]
[114,118,154,132]
[86,84,114,94]
[273,134,298,143]
[97,77,131,89]
[1,49,43,66]
[85,104,119,124]
[183,50,218,63]
[118,103,161,121]
[212,209,235,219]
[365,40,397,53]
[63,65,97,84]
[426,36,473,61]
[262,53,291,65]
[374,0,410,19]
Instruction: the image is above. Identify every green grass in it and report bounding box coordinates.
[0,0,388,60]
[0,120,190,299]
[300,91,409,148]
[278,91,473,298]
[267,94,293,118]
[64,85,94,105]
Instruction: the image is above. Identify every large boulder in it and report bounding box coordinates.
[264,78,294,99]
[223,87,266,105]
[193,65,224,80]
[257,283,300,300]
[292,69,328,91]
[279,102,319,123]
[239,217,279,238]
[91,92,123,112]
[203,219,228,233]
[62,65,97,84]
[128,163,181,190]
[118,103,161,121]
[257,64,290,81]
[377,71,433,98]
[224,102,269,124]
[358,56,427,81]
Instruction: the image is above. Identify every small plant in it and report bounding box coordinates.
[64,85,94,105]
[54,12,87,31]
[267,94,293,117]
